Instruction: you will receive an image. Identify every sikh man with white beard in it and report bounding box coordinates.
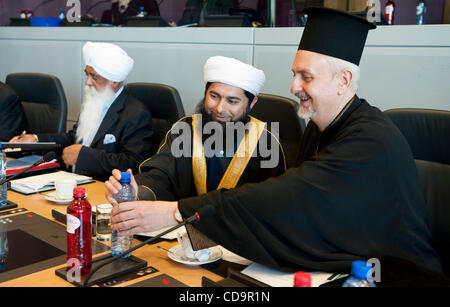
[10,42,153,181]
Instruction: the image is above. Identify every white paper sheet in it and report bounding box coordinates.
[241,262,343,287]
[10,170,93,194]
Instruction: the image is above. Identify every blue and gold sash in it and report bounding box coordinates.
[192,114,266,195]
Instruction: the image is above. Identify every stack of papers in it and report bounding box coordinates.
[10,171,93,195]
[6,155,59,176]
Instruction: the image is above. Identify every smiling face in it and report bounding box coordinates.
[290,50,354,131]
[204,82,257,124]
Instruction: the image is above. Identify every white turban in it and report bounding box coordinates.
[82,42,134,82]
[204,56,265,96]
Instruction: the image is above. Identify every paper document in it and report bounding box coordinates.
[138,225,187,240]
[241,263,346,287]
[219,247,253,266]
[10,170,93,195]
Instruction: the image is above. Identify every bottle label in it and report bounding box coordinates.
[385,5,394,15]
[67,214,81,234]
[416,4,424,15]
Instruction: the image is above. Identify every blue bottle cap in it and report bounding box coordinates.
[351,260,372,279]
[120,172,131,181]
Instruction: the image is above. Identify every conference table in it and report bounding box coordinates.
[0,180,225,287]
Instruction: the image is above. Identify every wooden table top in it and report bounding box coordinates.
[0,180,223,287]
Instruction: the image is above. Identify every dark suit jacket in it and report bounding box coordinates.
[38,89,153,181]
[0,82,28,142]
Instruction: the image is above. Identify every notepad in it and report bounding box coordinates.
[10,171,93,195]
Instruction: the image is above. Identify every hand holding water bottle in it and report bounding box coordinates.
[108,170,136,256]
[105,169,138,206]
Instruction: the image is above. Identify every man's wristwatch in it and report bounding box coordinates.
[174,208,183,223]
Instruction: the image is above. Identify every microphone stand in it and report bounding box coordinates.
[82,213,200,287]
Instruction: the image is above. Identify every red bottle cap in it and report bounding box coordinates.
[73,187,86,198]
[294,271,312,287]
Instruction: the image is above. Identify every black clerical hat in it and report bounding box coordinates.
[298,7,376,66]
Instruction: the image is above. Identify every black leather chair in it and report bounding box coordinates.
[249,93,305,168]
[384,108,450,165]
[125,82,185,156]
[415,160,450,276]
[385,108,450,276]
[5,73,68,134]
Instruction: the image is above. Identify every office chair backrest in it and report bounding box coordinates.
[249,93,305,168]
[385,108,450,276]
[125,82,185,156]
[384,108,450,165]
[5,73,68,134]
[415,160,450,277]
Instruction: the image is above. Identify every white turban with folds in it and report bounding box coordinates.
[204,56,265,96]
[82,42,134,82]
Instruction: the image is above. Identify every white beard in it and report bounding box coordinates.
[76,85,115,145]
[297,103,317,121]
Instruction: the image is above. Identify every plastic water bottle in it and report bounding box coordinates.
[111,172,135,256]
[415,0,427,25]
[342,260,376,287]
[0,143,7,207]
[59,9,65,20]
[294,271,311,287]
[67,187,92,276]
[137,6,147,18]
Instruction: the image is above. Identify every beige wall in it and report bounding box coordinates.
[1,25,449,129]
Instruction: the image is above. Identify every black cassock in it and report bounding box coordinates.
[178,96,443,274]
[135,116,286,201]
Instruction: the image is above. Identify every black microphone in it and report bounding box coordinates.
[82,205,216,287]
[2,151,57,185]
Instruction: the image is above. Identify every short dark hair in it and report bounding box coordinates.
[205,82,255,104]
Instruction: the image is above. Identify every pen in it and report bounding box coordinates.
[18,130,26,139]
